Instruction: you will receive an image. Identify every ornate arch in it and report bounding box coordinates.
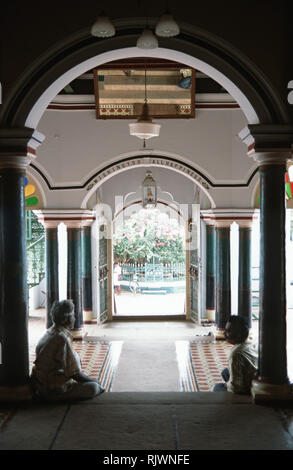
[80,154,216,209]
[0,20,289,130]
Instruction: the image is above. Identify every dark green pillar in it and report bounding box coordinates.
[215,221,231,339]
[67,225,83,339]
[238,220,252,328]
[44,222,59,328]
[257,163,288,386]
[0,167,29,387]
[239,127,293,401]
[206,221,216,321]
[82,224,94,323]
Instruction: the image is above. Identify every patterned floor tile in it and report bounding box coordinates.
[176,340,233,391]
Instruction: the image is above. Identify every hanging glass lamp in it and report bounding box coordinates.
[142,171,157,208]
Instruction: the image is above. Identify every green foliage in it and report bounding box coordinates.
[26,211,45,287]
[26,210,44,246]
[113,209,185,264]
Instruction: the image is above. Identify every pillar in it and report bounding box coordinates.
[237,219,253,328]
[240,124,293,402]
[0,128,44,400]
[65,221,84,339]
[205,219,216,322]
[253,156,290,398]
[81,221,94,323]
[215,219,232,339]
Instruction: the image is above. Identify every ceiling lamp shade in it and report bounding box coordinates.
[91,16,115,37]
[155,14,180,37]
[129,104,161,140]
[136,29,158,49]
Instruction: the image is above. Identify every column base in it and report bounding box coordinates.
[215,328,226,340]
[83,309,95,324]
[206,309,216,322]
[0,384,32,402]
[71,328,87,341]
[251,379,293,404]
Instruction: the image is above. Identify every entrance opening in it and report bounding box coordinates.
[26,210,46,313]
[112,207,186,317]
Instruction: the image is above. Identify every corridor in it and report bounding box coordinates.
[1,311,293,450]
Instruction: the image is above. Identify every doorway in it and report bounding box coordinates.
[112,207,186,317]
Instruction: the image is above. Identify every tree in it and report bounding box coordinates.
[113,209,185,264]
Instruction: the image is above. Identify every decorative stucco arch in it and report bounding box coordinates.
[0,19,289,130]
[81,152,216,210]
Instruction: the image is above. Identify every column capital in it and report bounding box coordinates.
[231,210,255,228]
[0,127,45,170]
[237,218,253,229]
[239,124,293,166]
[212,210,235,228]
[34,209,96,229]
[201,210,215,226]
[201,210,233,228]
[202,209,256,227]
[214,219,233,228]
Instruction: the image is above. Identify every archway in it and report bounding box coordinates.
[112,202,188,319]
[0,21,289,130]
[1,19,291,398]
[81,153,216,210]
[89,160,205,324]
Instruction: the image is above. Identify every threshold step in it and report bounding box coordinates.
[113,314,186,321]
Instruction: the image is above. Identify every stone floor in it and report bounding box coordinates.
[1,393,293,451]
[1,310,293,452]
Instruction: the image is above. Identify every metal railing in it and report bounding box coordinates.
[120,262,186,283]
[27,235,45,288]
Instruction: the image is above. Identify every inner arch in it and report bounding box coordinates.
[26,47,259,129]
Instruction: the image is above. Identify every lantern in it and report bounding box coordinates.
[142,171,157,208]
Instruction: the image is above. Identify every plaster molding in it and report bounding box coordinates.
[252,151,291,166]
[0,154,36,170]
[201,208,256,226]
[251,380,293,403]
[48,92,238,109]
[35,209,95,228]
[214,219,234,228]
[239,124,293,166]
[237,218,253,229]
[83,154,214,210]
[0,128,45,170]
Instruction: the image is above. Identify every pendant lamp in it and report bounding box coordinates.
[129,65,161,141]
